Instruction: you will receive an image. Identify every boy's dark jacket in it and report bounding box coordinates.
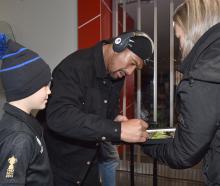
[143,23,220,185]
[0,103,53,186]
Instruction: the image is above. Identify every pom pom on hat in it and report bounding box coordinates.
[0,33,9,59]
[0,33,51,102]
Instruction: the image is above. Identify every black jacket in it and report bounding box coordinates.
[45,41,124,185]
[0,103,53,186]
[142,23,220,185]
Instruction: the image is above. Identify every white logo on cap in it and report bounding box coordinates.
[115,37,121,45]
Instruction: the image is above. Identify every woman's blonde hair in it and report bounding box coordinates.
[173,0,220,58]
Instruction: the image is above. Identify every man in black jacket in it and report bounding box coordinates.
[45,31,153,185]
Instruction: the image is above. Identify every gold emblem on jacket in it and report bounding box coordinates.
[6,156,17,178]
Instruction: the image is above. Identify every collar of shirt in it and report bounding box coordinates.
[3,103,42,137]
[180,22,220,75]
[94,40,110,79]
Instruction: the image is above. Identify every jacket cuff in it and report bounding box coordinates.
[97,121,121,142]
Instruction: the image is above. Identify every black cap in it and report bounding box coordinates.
[127,36,153,64]
[0,33,51,102]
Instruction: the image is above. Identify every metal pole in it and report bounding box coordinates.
[153,159,158,186]
[136,0,142,120]
[121,1,134,184]
[112,0,118,37]
[153,0,158,123]
[122,0,128,165]
[170,0,174,127]
[136,0,142,175]
[130,145,135,186]
[153,0,158,186]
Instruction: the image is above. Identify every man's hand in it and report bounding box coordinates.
[120,119,148,143]
[114,115,128,122]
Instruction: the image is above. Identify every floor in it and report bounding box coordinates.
[117,146,204,186]
[116,171,204,186]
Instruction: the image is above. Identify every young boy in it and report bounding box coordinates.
[0,33,53,185]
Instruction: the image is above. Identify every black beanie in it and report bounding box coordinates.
[127,36,153,64]
[0,33,51,102]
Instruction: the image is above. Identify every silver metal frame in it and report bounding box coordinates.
[169,0,174,127]
[153,0,158,122]
[122,0,127,163]
[136,0,142,163]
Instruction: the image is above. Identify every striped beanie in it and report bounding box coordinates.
[0,33,51,102]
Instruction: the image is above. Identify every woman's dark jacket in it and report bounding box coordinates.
[0,103,53,186]
[142,23,220,185]
[45,41,124,185]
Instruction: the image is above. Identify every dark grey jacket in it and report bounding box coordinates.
[45,41,124,185]
[0,103,53,186]
[142,23,220,186]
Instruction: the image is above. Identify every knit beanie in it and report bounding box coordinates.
[0,33,51,102]
[127,36,153,64]
[112,31,154,64]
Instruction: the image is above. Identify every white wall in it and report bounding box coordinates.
[0,0,78,117]
[0,0,78,69]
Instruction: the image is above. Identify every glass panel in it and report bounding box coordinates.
[115,1,203,183]
[125,0,155,119]
[125,0,183,128]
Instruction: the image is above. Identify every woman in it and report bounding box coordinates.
[142,0,220,185]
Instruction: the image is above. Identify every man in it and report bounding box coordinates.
[45,31,153,185]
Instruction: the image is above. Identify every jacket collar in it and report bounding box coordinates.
[180,23,220,76]
[3,103,42,137]
[93,40,110,79]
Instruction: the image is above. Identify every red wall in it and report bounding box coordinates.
[78,0,113,49]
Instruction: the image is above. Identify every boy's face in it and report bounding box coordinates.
[107,48,144,79]
[28,85,51,110]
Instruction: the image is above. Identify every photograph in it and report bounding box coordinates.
[147,128,176,140]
